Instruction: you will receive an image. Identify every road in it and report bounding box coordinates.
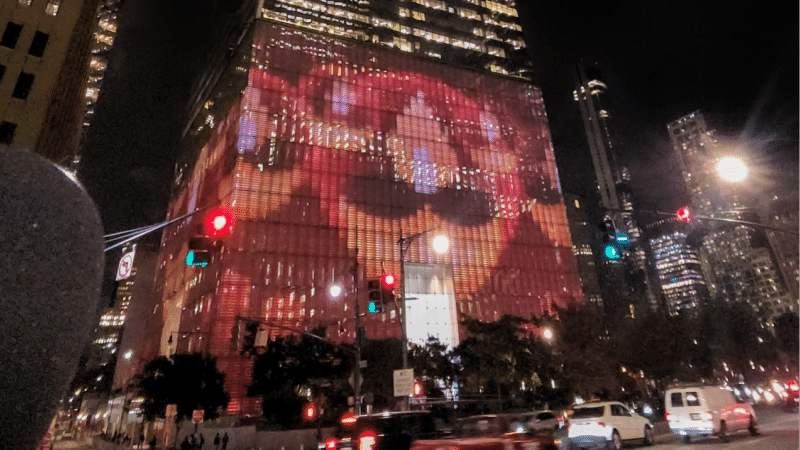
[52,406,796,450]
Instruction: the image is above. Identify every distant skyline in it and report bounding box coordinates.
[519,0,798,213]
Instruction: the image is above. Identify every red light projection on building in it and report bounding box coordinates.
[161,23,583,416]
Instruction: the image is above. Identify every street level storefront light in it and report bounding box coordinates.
[717,157,747,182]
[432,234,450,254]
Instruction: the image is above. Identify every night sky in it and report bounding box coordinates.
[519,0,799,213]
[79,0,798,238]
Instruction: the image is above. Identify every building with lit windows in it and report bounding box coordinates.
[572,62,652,315]
[155,8,583,414]
[667,111,795,324]
[0,0,100,164]
[765,193,799,302]
[563,192,602,306]
[646,221,708,314]
[80,0,120,135]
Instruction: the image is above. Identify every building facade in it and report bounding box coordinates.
[0,0,100,163]
[572,62,651,315]
[646,220,708,314]
[156,13,582,414]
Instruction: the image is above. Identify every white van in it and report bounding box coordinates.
[664,385,759,443]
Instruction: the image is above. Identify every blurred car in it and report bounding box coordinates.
[521,410,564,432]
[320,411,442,450]
[412,414,558,450]
[664,386,758,443]
[784,380,799,411]
[566,401,654,450]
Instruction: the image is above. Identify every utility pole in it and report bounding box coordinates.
[351,248,362,415]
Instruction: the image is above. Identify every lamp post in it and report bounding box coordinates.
[328,254,363,415]
[397,229,450,387]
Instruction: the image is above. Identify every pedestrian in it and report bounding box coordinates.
[199,433,205,450]
[213,433,221,450]
[221,432,229,450]
[181,436,191,450]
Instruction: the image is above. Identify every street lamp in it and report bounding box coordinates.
[543,327,554,342]
[397,229,450,378]
[717,157,748,182]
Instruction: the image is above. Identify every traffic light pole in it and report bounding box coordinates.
[605,208,798,236]
[350,249,362,416]
[104,205,214,252]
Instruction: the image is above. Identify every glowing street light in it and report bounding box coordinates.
[328,284,343,299]
[717,157,747,182]
[543,327,554,342]
[432,234,450,254]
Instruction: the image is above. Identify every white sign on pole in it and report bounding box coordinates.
[116,250,135,280]
[393,369,414,397]
[191,409,204,424]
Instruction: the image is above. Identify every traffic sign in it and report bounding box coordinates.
[393,369,414,397]
[191,409,204,424]
[116,250,135,280]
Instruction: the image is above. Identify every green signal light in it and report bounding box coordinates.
[604,244,621,260]
[186,251,209,266]
[368,301,381,313]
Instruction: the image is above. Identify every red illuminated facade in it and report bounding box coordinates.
[157,22,582,415]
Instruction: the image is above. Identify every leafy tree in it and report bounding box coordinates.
[454,315,545,403]
[618,310,692,383]
[360,338,404,410]
[138,353,229,422]
[409,337,460,398]
[248,329,352,428]
[774,312,799,371]
[545,305,620,401]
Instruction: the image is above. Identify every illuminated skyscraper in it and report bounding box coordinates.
[645,220,708,314]
[155,4,582,415]
[572,62,651,315]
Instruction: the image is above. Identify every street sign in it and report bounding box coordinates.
[116,250,135,280]
[393,369,414,397]
[348,371,363,390]
[191,409,204,424]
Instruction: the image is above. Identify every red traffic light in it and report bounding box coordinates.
[205,207,234,238]
[303,403,317,421]
[676,207,692,222]
[381,272,397,289]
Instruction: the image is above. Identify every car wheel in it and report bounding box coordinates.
[719,421,729,443]
[643,426,654,446]
[683,435,691,444]
[748,415,759,436]
[610,430,622,450]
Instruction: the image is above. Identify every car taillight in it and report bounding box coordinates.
[359,431,376,450]
[341,413,358,426]
[325,438,339,450]
[665,412,671,421]
[597,422,605,428]
[789,382,799,392]
[700,412,713,421]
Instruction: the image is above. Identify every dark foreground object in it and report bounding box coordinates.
[0,148,104,450]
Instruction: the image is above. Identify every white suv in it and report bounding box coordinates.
[567,401,654,449]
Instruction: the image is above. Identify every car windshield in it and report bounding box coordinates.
[572,406,604,419]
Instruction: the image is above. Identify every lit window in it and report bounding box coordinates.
[45,0,60,16]
[18,0,32,6]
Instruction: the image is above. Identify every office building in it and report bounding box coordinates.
[0,0,100,164]
[155,4,582,414]
[572,62,651,315]
[646,220,708,314]
[563,192,603,306]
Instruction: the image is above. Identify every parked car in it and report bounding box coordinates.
[664,385,758,443]
[321,411,442,450]
[566,401,654,450]
[412,414,558,450]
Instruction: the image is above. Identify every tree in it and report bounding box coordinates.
[248,329,352,428]
[409,337,459,398]
[545,305,620,401]
[138,353,230,422]
[774,312,799,372]
[454,315,545,405]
